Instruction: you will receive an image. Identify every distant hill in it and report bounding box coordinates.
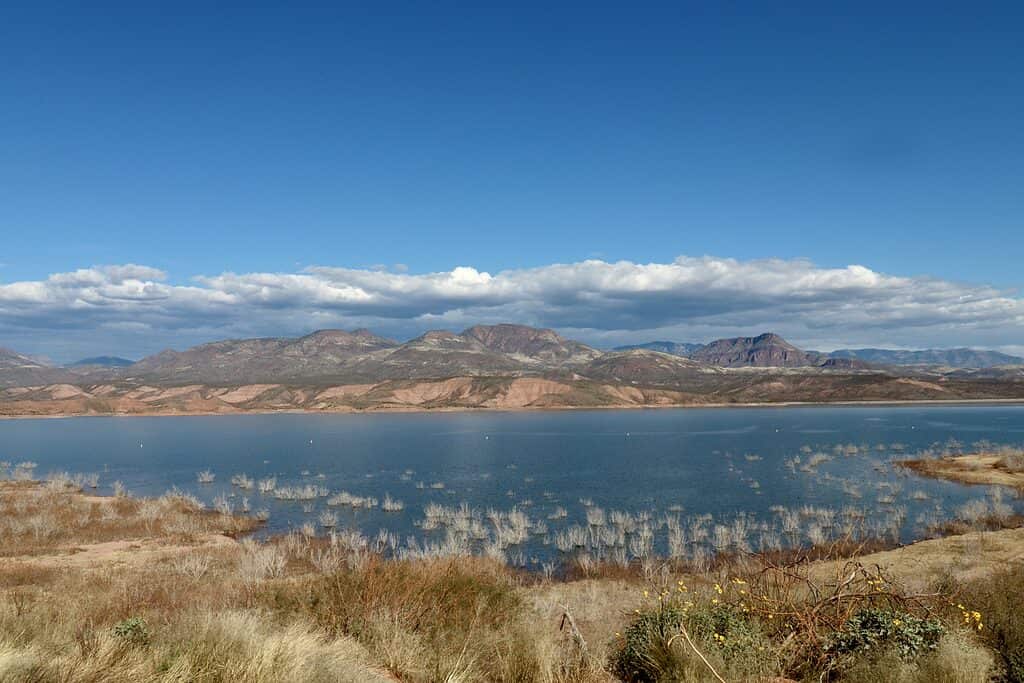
[830,348,1024,368]
[0,348,72,387]
[463,324,601,364]
[69,356,135,368]
[1,324,1020,406]
[128,328,400,384]
[584,349,723,387]
[615,335,830,368]
[689,333,826,368]
[0,347,48,371]
[3,325,1024,413]
[122,324,602,384]
[612,341,703,356]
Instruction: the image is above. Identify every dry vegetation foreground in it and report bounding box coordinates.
[2,482,1024,682]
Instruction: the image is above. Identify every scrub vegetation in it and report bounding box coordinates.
[1,470,1021,682]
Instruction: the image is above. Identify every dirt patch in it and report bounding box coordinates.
[894,377,948,392]
[524,578,642,663]
[486,378,573,408]
[45,384,90,400]
[6,533,239,569]
[138,385,207,402]
[316,384,377,400]
[215,384,282,403]
[809,526,1024,589]
[388,378,477,405]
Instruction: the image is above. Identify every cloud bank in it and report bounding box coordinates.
[2,257,1023,362]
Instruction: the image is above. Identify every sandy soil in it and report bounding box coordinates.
[901,453,1024,488]
[809,527,1024,589]
[388,377,478,404]
[4,393,1024,420]
[215,384,282,403]
[6,534,239,569]
[485,378,573,408]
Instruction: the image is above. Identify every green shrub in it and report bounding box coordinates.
[825,607,944,670]
[611,604,687,682]
[837,631,995,683]
[112,616,150,646]
[611,601,777,682]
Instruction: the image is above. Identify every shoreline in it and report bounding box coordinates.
[900,452,1024,488]
[3,395,1024,420]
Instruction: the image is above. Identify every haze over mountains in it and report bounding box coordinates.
[68,356,135,368]
[1,324,1022,416]
[828,348,1024,368]
[615,335,1024,369]
[611,341,705,356]
[2,324,1023,388]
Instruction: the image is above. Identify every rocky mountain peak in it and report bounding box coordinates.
[460,324,599,363]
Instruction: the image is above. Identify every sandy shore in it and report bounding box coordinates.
[3,396,1024,420]
[900,452,1024,488]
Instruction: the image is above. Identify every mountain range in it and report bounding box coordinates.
[614,336,1023,369]
[0,347,71,387]
[611,341,704,356]
[828,348,1024,368]
[1,324,1022,416]
[68,356,135,368]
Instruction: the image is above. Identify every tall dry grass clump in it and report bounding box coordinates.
[258,554,600,681]
[951,563,1024,682]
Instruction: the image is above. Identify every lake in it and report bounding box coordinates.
[2,405,1022,569]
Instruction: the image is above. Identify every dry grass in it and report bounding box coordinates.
[901,451,1024,488]
[836,631,995,683]
[0,480,257,559]
[0,483,1020,682]
[0,484,607,682]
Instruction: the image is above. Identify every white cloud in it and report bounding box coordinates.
[1,256,1023,361]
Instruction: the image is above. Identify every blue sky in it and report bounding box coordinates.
[2,3,1023,361]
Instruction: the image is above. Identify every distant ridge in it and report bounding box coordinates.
[613,337,1020,370]
[462,323,600,364]
[614,334,829,367]
[3,325,1024,412]
[69,356,134,368]
[612,341,703,356]
[0,347,71,386]
[689,332,825,368]
[2,325,1021,394]
[831,348,1024,368]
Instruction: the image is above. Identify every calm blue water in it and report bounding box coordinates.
[2,405,1022,565]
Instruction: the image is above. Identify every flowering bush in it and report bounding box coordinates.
[610,587,776,682]
[824,607,945,668]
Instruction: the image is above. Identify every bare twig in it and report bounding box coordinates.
[559,605,589,655]
[667,624,728,683]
